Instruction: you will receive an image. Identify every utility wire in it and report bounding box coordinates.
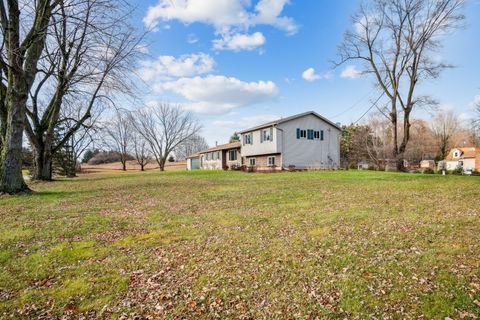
[330,86,377,119]
[352,90,387,125]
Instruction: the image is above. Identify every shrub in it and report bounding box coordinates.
[168,155,175,162]
[88,151,133,165]
[452,165,463,175]
[82,149,99,163]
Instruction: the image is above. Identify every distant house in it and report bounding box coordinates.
[420,160,436,170]
[357,160,373,170]
[444,147,480,173]
[187,111,341,171]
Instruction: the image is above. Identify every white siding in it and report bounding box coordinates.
[277,114,341,169]
[446,160,458,170]
[187,158,192,170]
[240,127,278,157]
[463,158,476,171]
[200,153,223,170]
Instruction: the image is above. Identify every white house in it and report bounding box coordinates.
[238,111,341,170]
[187,111,341,171]
[444,147,480,173]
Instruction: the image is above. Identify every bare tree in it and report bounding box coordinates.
[130,103,201,171]
[103,111,132,171]
[24,0,142,181]
[175,134,209,160]
[0,0,58,193]
[132,131,150,171]
[366,113,393,168]
[65,119,98,177]
[431,110,459,159]
[336,0,464,170]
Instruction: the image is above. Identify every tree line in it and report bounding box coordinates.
[341,110,479,169]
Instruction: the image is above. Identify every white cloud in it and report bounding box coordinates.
[138,53,214,81]
[252,0,297,35]
[143,0,297,50]
[302,68,320,82]
[157,75,279,114]
[301,68,332,82]
[213,32,266,51]
[341,65,362,79]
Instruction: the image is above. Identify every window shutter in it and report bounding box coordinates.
[270,127,273,141]
[296,128,300,139]
[260,130,264,143]
[320,130,324,141]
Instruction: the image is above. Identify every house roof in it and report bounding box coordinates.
[186,152,200,159]
[445,147,480,161]
[187,141,241,159]
[238,111,342,134]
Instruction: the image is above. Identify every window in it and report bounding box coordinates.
[217,151,221,160]
[454,151,460,158]
[298,128,322,140]
[268,156,275,166]
[229,149,237,161]
[261,127,273,143]
[249,158,256,166]
[205,153,209,160]
[243,133,253,145]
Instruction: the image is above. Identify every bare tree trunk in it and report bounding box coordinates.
[0,0,54,193]
[397,110,412,171]
[32,147,53,181]
[159,157,167,171]
[0,96,28,193]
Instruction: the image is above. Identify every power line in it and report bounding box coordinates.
[330,87,377,119]
[352,90,387,124]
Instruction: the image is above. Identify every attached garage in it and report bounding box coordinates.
[186,153,200,170]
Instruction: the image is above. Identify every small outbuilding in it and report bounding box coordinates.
[420,160,436,170]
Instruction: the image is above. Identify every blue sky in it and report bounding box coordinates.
[131,0,480,145]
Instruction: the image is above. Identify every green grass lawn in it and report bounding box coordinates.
[1,169,479,319]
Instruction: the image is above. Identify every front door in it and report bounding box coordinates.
[222,151,227,169]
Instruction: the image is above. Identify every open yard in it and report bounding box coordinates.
[1,169,479,319]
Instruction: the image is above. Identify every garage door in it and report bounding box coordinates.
[191,158,200,170]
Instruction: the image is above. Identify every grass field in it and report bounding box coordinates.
[1,169,479,319]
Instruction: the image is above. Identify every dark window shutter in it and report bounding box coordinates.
[270,127,273,141]
[296,128,300,139]
[307,129,312,140]
[321,130,324,141]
